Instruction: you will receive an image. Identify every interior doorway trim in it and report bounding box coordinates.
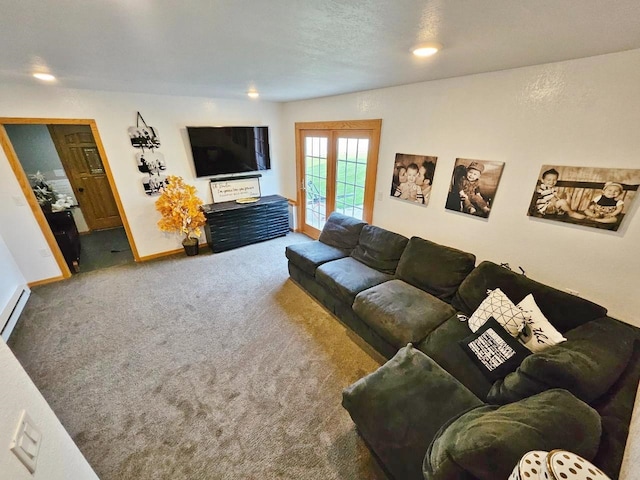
[0,117,140,279]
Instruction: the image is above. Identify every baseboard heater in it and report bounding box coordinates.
[1,286,30,342]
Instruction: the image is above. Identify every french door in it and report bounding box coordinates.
[295,120,381,238]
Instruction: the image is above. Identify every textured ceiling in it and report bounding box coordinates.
[2,0,640,102]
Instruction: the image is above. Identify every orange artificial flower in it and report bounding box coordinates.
[155,175,206,243]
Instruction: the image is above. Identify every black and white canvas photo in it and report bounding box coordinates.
[390,153,438,206]
[136,151,166,174]
[445,158,504,218]
[527,165,640,231]
[143,174,168,196]
[128,126,161,149]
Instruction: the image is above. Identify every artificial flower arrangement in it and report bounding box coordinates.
[154,175,206,248]
[29,171,75,212]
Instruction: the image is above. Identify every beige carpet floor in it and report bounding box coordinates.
[9,233,388,479]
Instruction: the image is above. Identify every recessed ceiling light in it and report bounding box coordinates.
[33,72,56,81]
[412,42,442,57]
[247,91,259,99]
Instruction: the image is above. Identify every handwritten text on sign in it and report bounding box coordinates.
[210,177,261,203]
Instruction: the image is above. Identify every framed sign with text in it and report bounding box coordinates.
[210,175,261,203]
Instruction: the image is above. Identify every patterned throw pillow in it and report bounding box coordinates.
[516,294,567,353]
[468,288,527,337]
[460,317,531,382]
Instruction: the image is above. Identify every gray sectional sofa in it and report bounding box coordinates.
[285,212,640,480]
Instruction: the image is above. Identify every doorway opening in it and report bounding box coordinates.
[295,119,382,239]
[0,118,138,278]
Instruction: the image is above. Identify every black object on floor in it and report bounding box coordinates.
[78,227,133,273]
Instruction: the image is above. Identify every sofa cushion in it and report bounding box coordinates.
[452,261,607,332]
[353,279,455,348]
[343,344,483,480]
[316,257,393,305]
[459,317,531,382]
[350,225,409,274]
[285,241,349,276]
[424,389,602,480]
[318,212,366,251]
[395,236,476,301]
[487,317,635,405]
[416,316,494,399]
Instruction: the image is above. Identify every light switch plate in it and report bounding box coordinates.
[9,410,41,474]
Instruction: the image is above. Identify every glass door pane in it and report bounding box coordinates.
[304,135,328,231]
[335,136,369,220]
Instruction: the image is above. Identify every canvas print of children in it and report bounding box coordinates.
[390,153,438,206]
[143,174,168,196]
[445,158,505,218]
[527,165,640,231]
[136,152,167,174]
[128,126,161,149]
[582,181,625,224]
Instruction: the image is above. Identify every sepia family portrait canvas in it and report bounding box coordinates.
[527,165,640,231]
[390,153,438,206]
[445,158,504,218]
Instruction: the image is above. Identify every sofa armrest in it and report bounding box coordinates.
[425,389,602,480]
[342,344,482,480]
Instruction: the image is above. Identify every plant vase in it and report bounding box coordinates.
[182,237,200,256]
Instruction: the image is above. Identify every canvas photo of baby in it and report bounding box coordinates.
[527,165,640,231]
[445,158,505,218]
[390,153,438,206]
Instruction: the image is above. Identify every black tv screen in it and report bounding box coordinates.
[187,126,271,177]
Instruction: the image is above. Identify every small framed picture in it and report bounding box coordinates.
[143,174,168,196]
[136,151,166,174]
[445,158,505,218]
[128,126,160,149]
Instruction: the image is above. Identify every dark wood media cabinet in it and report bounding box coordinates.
[202,195,289,253]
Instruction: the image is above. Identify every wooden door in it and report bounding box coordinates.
[298,130,331,238]
[49,125,123,230]
[295,120,381,238]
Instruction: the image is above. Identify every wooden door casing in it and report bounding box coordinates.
[295,119,381,238]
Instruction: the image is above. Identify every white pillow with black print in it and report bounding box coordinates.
[468,288,527,337]
[516,294,567,353]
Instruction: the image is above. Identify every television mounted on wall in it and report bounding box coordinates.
[186,126,271,177]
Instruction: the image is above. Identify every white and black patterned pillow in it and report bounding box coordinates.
[468,288,527,337]
[460,317,531,382]
[516,294,567,352]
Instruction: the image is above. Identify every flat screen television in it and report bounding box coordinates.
[187,126,271,177]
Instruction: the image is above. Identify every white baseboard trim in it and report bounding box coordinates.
[1,285,31,342]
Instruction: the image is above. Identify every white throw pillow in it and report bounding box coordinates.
[516,294,567,352]
[468,288,527,337]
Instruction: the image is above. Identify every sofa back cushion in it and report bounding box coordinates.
[318,212,367,251]
[350,225,409,274]
[424,389,602,480]
[452,261,607,333]
[396,236,476,301]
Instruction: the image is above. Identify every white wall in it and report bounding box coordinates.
[0,339,99,479]
[0,233,29,339]
[0,86,284,280]
[282,49,640,326]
